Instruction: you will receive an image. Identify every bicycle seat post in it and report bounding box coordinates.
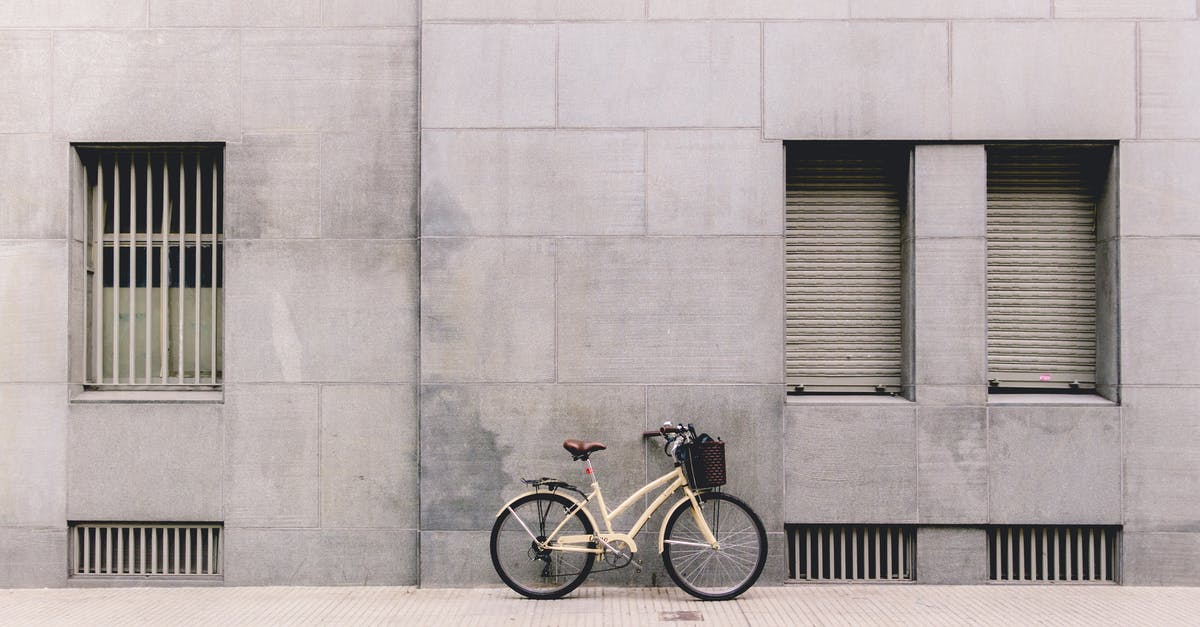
[583,458,598,488]
[581,457,614,534]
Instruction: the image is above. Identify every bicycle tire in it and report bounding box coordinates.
[490,492,596,599]
[661,491,767,601]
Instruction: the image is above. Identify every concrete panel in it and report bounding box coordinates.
[1122,532,1200,585]
[320,385,418,529]
[420,531,498,587]
[420,384,645,532]
[914,238,986,389]
[323,0,417,26]
[918,408,987,524]
[765,22,949,140]
[0,135,66,238]
[321,132,418,239]
[421,239,555,383]
[224,240,418,383]
[424,0,643,20]
[0,1,143,27]
[783,404,918,523]
[52,30,240,141]
[243,81,414,134]
[0,528,67,588]
[149,0,320,26]
[916,527,987,584]
[649,0,848,18]
[0,32,51,133]
[951,22,1135,139]
[0,385,66,526]
[1142,23,1200,139]
[1120,142,1200,237]
[421,24,556,128]
[762,531,789,585]
[917,385,987,407]
[224,385,319,528]
[559,23,760,128]
[225,529,417,585]
[67,403,222,521]
[850,0,1048,17]
[557,238,783,383]
[225,134,320,239]
[646,386,785,529]
[646,131,783,236]
[422,131,644,236]
[1123,387,1200,532]
[0,241,67,383]
[988,405,1121,524]
[1121,238,1200,385]
[242,28,415,81]
[1056,0,1194,18]
[242,28,417,133]
[913,145,986,239]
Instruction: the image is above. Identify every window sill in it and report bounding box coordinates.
[786,394,913,406]
[987,393,1116,406]
[71,390,223,404]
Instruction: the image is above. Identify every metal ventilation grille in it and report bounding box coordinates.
[988,526,1117,582]
[786,146,906,393]
[987,146,1107,389]
[787,525,915,581]
[70,523,223,578]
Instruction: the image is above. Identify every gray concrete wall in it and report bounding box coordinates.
[3,0,1200,588]
[0,1,420,587]
[417,3,1200,588]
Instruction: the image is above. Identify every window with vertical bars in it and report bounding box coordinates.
[988,526,1118,583]
[70,523,223,578]
[78,145,223,388]
[786,145,907,394]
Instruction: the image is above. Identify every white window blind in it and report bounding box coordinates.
[79,146,223,388]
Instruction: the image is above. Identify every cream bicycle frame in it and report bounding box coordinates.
[498,458,719,558]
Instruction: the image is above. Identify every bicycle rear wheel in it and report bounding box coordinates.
[662,491,767,600]
[490,492,596,599]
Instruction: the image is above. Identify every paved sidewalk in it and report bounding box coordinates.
[2,584,1199,626]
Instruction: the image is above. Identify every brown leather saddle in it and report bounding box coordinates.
[563,439,606,461]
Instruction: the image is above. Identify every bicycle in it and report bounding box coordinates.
[489,422,768,601]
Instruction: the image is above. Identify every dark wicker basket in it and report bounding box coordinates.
[681,440,726,489]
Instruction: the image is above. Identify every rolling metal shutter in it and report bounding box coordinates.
[987,147,1104,388]
[786,147,905,392]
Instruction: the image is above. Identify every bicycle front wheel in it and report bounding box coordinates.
[490,492,596,599]
[662,491,767,600]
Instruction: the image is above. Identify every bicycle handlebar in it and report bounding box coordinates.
[643,422,698,459]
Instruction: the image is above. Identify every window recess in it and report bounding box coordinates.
[78,145,223,389]
[786,145,908,394]
[986,146,1110,391]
